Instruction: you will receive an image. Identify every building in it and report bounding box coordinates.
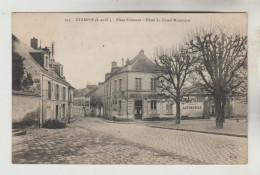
[73,84,97,116]
[12,35,74,127]
[103,49,202,120]
[209,96,247,118]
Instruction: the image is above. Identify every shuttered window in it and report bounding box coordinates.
[135,78,142,90]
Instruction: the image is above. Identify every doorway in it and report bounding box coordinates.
[151,100,157,115]
[62,104,65,118]
[56,105,59,119]
[135,100,143,119]
[83,107,86,116]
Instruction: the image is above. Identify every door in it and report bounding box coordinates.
[83,107,86,116]
[135,101,143,119]
[62,104,65,118]
[56,105,59,119]
[151,100,157,116]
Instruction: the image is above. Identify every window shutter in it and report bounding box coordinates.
[163,102,167,115]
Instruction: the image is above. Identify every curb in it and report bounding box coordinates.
[149,126,247,138]
[12,129,26,136]
[98,118,133,124]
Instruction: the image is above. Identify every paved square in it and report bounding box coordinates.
[12,117,247,164]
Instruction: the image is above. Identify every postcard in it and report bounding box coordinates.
[12,13,247,164]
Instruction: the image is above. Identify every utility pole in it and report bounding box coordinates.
[126,63,129,119]
[51,42,55,60]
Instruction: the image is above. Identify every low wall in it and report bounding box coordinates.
[12,92,40,123]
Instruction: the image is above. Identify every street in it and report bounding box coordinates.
[12,117,247,164]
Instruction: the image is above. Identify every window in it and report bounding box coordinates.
[56,84,59,100]
[119,79,122,91]
[69,90,72,102]
[44,55,49,69]
[166,103,173,114]
[114,80,117,92]
[85,101,90,107]
[48,81,51,99]
[81,99,84,106]
[106,85,108,96]
[135,78,142,90]
[62,87,66,100]
[104,85,106,96]
[151,78,157,90]
[151,100,157,110]
[118,100,122,113]
[109,82,111,95]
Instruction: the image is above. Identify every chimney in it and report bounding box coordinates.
[139,49,144,55]
[122,58,124,66]
[30,37,38,49]
[112,61,117,68]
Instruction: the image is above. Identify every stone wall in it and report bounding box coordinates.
[21,54,41,94]
[12,92,40,123]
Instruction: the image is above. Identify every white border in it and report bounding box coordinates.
[1,0,260,175]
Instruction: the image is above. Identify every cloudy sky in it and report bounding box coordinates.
[12,13,247,89]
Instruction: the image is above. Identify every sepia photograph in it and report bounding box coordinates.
[11,12,248,165]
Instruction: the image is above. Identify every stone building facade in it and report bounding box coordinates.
[73,84,97,116]
[103,50,208,121]
[12,35,74,127]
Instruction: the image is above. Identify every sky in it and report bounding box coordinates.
[12,13,247,89]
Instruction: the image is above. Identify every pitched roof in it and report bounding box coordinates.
[119,49,158,73]
[12,35,73,88]
[104,49,158,83]
[73,85,97,97]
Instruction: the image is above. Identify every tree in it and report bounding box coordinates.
[90,95,103,116]
[154,47,198,124]
[187,31,247,128]
[12,53,24,90]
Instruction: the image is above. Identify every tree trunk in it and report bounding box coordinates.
[175,98,181,124]
[215,97,224,129]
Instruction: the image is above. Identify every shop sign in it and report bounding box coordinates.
[129,93,159,99]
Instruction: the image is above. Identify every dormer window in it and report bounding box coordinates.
[53,63,64,77]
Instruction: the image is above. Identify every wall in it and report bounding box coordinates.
[19,52,41,94]
[42,75,70,122]
[127,72,156,91]
[233,101,247,117]
[181,102,204,118]
[103,71,158,118]
[12,93,40,123]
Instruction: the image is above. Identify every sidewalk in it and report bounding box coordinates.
[147,118,247,138]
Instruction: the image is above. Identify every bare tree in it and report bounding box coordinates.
[154,47,198,124]
[187,31,247,128]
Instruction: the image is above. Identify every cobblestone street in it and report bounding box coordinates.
[12,117,247,164]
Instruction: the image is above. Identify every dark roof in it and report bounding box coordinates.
[12,34,73,88]
[119,49,158,73]
[104,49,158,83]
[73,85,97,98]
